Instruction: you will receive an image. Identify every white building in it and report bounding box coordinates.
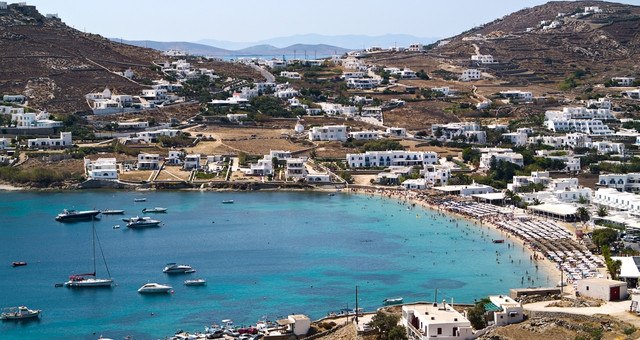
[286,315,310,336]
[500,90,533,102]
[586,98,612,110]
[275,88,299,99]
[431,87,451,96]
[3,94,25,103]
[84,158,118,180]
[167,150,184,165]
[183,154,201,170]
[544,118,613,135]
[598,173,640,193]
[386,127,407,138]
[346,78,380,89]
[137,153,160,170]
[471,54,495,64]
[407,43,423,52]
[432,122,486,144]
[479,151,524,169]
[421,164,451,186]
[270,150,292,160]
[611,77,635,87]
[593,188,640,215]
[243,156,273,176]
[435,183,494,196]
[488,295,524,326]
[0,105,24,114]
[349,131,381,140]
[347,150,438,168]
[117,121,149,129]
[11,111,62,128]
[460,69,481,81]
[576,278,627,301]
[318,102,357,116]
[507,171,551,192]
[545,107,616,121]
[623,89,640,99]
[227,113,248,123]
[502,132,528,146]
[280,71,301,79]
[402,178,428,190]
[308,125,348,142]
[587,141,625,155]
[528,133,591,149]
[135,129,179,143]
[285,158,306,179]
[27,132,72,149]
[402,302,474,340]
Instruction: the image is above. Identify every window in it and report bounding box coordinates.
[437,328,442,335]
[586,286,589,291]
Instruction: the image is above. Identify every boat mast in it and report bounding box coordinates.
[94,219,112,279]
[92,216,96,276]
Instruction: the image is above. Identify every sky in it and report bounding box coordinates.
[24,0,640,42]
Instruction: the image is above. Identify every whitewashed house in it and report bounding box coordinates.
[502,132,528,146]
[285,158,306,179]
[508,171,551,192]
[500,90,533,102]
[386,127,407,137]
[11,111,62,128]
[183,154,201,170]
[117,121,149,130]
[27,132,72,149]
[280,71,301,79]
[594,188,640,214]
[422,164,451,186]
[489,295,524,326]
[479,151,524,169]
[137,153,160,170]
[460,69,481,81]
[544,118,613,135]
[598,173,640,193]
[432,122,486,144]
[347,151,438,168]
[308,125,348,141]
[402,302,474,340]
[611,77,635,87]
[587,141,625,155]
[84,158,118,180]
[135,129,180,143]
[349,131,381,140]
[471,54,495,64]
[167,150,184,165]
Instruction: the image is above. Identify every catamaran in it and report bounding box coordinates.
[64,217,114,288]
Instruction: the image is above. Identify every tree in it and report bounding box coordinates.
[592,228,618,251]
[369,311,402,340]
[597,206,608,217]
[577,207,590,223]
[387,325,408,340]
[467,298,490,330]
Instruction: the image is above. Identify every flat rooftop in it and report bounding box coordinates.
[403,303,470,324]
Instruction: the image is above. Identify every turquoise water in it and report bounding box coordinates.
[0,191,549,339]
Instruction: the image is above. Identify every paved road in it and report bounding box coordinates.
[250,64,275,83]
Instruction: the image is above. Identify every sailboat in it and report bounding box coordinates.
[64,217,114,288]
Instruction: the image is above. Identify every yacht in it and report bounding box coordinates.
[137,283,172,294]
[55,209,101,222]
[184,278,207,286]
[163,263,195,274]
[142,207,167,213]
[133,198,147,202]
[0,306,41,320]
[64,219,114,288]
[125,216,161,229]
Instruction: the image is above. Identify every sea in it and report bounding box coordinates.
[0,191,550,339]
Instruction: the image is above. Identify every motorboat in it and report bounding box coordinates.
[222,200,234,204]
[0,306,41,320]
[11,261,27,267]
[142,207,167,213]
[55,209,101,222]
[137,283,173,294]
[101,209,125,215]
[125,216,161,229]
[133,198,147,202]
[163,263,195,274]
[184,278,207,286]
[112,225,120,229]
[492,239,505,244]
[383,297,403,305]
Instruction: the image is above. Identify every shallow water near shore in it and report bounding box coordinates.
[0,191,550,339]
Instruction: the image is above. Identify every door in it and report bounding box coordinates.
[610,286,620,300]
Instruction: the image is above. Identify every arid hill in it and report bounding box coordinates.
[0,3,261,114]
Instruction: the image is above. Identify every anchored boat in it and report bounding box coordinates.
[55,209,101,222]
[0,306,41,320]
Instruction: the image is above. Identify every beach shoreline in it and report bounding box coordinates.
[346,186,565,293]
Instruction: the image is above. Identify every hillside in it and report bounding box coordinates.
[366,1,640,88]
[434,0,640,84]
[0,4,261,114]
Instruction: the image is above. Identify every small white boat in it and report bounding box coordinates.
[383,297,403,305]
[163,263,195,274]
[137,283,173,294]
[133,198,147,202]
[184,278,207,286]
[112,225,120,229]
[125,216,161,228]
[1,306,41,320]
[142,207,167,213]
